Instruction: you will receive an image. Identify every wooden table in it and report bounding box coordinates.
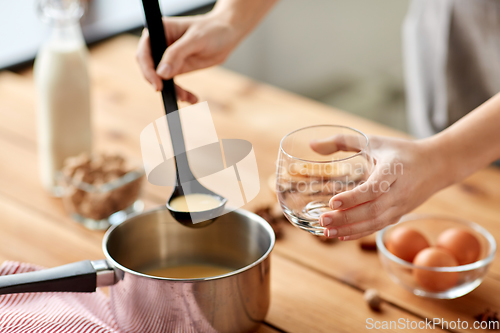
[1,35,499,332]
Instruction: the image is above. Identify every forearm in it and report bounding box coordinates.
[210,0,279,37]
[425,92,500,186]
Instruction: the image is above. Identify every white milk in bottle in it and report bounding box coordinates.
[34,0,91,195]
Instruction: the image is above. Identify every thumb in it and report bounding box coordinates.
[310,134,366,155]
[156,32,200,80]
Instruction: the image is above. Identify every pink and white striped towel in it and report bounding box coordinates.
[0,261,121,333]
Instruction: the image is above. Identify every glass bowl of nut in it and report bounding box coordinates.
[58,153,145,230]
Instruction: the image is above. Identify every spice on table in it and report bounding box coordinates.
[364,288,382,312]
[255,204,285,239]
[359,234,378,251]
[474,309,499,329]
[317,235,336,244]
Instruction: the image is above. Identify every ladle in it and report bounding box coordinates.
[141,0,227,228]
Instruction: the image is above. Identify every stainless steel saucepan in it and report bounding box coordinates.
[0,208,275,332]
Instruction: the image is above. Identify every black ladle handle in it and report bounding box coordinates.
[0,260,116,295]
[141,0,178,113]
[141,0,195,185]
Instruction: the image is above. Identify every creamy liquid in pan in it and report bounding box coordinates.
[169,193,222,212]
[143,264,234,279]
[154,194,228,278]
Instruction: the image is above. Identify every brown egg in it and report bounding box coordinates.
[413,247,459,292]
[386,227,430,262]
[436,228,481,265]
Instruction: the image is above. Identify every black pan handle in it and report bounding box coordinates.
[141,0,178,114]
[0,260,115,295]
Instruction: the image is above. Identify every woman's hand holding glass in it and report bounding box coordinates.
[317,135,449,241]
[276,126,374,236]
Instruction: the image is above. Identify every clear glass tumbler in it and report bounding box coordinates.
[276,125,373,235]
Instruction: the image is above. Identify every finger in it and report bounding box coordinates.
[174,53,228,76]
[320,188,394,228]
[136,29,163,91]
[310,134,367,155]
[328,163,397,211]
[338,231,374,241]
[162,16,191,47]
[324,209,398,238]
[156,31,202,80]
[175,84,198,104]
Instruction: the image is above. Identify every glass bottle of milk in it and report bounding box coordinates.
[34,0,91,196]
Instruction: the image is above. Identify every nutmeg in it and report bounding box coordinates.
[359,234,377,251]
[255,206,285,239]
[364,289,382,312]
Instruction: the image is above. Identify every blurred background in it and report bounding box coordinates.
[225,0,410,132]
[1,0,410,132]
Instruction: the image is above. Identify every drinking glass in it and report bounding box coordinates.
[276,125,373,235]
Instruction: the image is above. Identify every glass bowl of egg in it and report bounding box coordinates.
[376,214,496,299]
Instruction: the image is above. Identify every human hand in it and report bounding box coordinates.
[136,28,197,103]
[136,13,244,95]
[313,135,448,241]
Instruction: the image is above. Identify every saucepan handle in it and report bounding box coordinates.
[0,260,116,295]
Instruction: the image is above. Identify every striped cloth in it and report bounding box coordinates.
[0,261,120,333]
